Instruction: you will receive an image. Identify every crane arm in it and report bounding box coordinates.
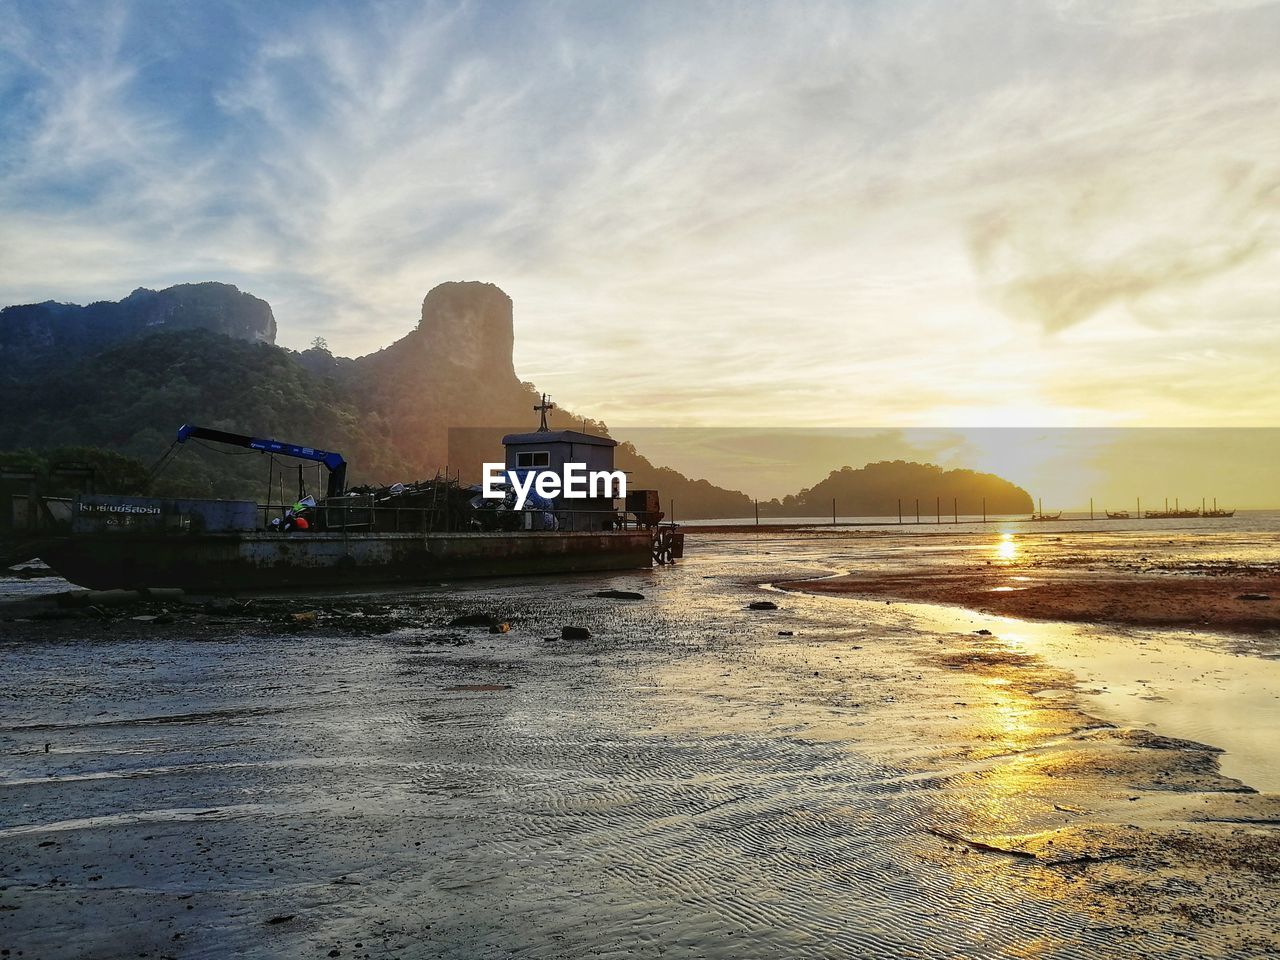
[176,424,347,498]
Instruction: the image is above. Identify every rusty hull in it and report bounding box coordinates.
[39,530,655,591]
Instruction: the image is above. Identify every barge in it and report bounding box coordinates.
[6,420,682,591]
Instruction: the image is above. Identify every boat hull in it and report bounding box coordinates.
[38,530,655,591]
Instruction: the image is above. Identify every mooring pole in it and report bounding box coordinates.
[754,499,759,527]
[832,498,836,526]
[936,496,940,524]
[898,498,902,524]
[982,497,986,523]
[953,498,958,524]
[1090,497,1094,520]
[916,498,920,524]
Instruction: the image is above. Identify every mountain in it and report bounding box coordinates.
[0,329,402,499]
[0,280,759,511]
[344,282,539,479]
[0,280,1031,518]
[0,282,275,364]
[761,460,1032,517]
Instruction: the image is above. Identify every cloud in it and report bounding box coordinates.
[967,162,1279,333]
[1,0,1279,429]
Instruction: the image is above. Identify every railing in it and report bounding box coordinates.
[254,499,670,535]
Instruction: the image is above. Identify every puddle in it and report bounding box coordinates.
[900,602,1280,793]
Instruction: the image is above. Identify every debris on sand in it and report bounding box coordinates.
[749,600,778,610]
[561,625,591,640]
[448,613,498,627]
[204,598,250,615]
[936,648,1035,672]
[1236,593,1271,601]
[129,614,173,624]
[927,828,1036,859]
[488,623,511,634]
[57,589,142,608]
[1098,728,1224,754]
[928,824,1140,866]
[595,590,645,600]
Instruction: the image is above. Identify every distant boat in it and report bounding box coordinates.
[1028,497,1059,521]
[1145,498,1199,520]
[1202,498,1234,518]
[1105,510,1130,519]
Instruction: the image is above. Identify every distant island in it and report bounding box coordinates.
[757,460,1031,518]
[0,281,1032,518]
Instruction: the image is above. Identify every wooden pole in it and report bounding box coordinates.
[936,496,941,524]
[953,498,957,524]
[898,498,902,524]
[754,499,759,527]
[832,498,836,526]
[915,498,920,523]
[1090,497,1094,520]
[982,497,986,523]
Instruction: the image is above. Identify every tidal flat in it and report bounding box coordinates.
[2,531,1279,958]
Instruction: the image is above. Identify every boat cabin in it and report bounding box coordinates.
[501,429,620,531]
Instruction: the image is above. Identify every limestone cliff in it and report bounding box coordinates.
[346,281,542,479]
[417,281,515,380]
[0,282,276,360]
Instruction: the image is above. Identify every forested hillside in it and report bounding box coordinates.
[0,281,1030,518]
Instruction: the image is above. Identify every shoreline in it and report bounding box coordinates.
[780,569,1280,633]
[762,526,1280,793]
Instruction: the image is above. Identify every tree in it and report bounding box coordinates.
[310,336,330,353]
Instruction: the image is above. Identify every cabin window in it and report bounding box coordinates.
[515,451,550,468]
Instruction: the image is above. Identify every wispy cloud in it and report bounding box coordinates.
[1,0,1278,427]
[968,163,1278,334]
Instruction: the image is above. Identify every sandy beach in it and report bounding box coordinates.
[2,529,1279,958]
[779,528,1280,632]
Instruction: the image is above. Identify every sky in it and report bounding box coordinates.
[614,427,1280,508]
[2,0,1279,432]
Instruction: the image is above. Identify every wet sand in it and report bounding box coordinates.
[772,527,1280,632]
[2,531,1280,957]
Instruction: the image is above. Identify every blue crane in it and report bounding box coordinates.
[176,424,348,499]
